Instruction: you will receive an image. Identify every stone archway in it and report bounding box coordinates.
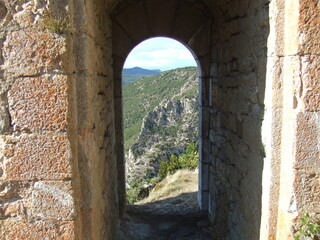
[111,0,213,213]
[1,0,318,239]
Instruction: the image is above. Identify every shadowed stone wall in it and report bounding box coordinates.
[205,0,269,238]
[0,0,319,239]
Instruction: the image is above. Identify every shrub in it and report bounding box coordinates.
[126,187,141,204]
[43,11,69,34]
[295,213,320,240]
[159,142,198,178]
[126,177,146,204]
[126,142,198,204]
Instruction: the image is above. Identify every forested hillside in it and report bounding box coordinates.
[123,67,198,150]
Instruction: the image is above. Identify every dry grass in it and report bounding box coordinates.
[137,168,198,206]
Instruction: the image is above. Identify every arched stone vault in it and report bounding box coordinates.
[111,0,214,212]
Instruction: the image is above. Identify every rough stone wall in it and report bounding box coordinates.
[261,0,320,239]
[206,0,270,239]
[69,0,120,239]
[0,0,319,239]
[0,0,75,239]
[0,0,120,239]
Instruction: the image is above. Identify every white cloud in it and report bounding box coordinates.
[139,48,194,60]
[124,37,197,70]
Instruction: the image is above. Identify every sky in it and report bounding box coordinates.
[123,37,197,71]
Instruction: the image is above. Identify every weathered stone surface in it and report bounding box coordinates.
[0,181,33,220]
[0,1,7,22]
[300,55,320,111]
[0,95,9,134]
[295,112,320,168]
[31,181,75,220]
[298,0,320,54]
[294,169,320,213]
[8,75,68,132]
[3,29,66,76]
[2,220,75,240]
[2,134,72,180]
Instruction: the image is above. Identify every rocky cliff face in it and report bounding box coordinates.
[125,74,199,183]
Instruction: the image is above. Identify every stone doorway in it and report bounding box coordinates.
[111,2,213,213]
[1,0,319,239]
[122,37,200,207]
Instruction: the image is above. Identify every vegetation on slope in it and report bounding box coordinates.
[126,142,198,204]
[159,142,198,179]
[123,67,198,150]
[137,168,198,207]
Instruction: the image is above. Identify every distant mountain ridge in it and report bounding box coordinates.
[122,67,161,85]
[123,67,161,75]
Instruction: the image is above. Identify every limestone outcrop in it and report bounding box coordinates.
[126,75,199,182]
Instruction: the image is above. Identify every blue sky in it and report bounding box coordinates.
[123,37,197,71]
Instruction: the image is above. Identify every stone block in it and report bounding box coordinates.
[8,75,68,132]
[295,112,320,168]
[221,113,236,133]
[300,56,320,111]
[294,168,320,213]
[298,0,320,54]
[216,33,251,63]
[0,181,33,220]
[3,134,72,181]
[12,9,36,29]
[0,95,9,134]
[2,220,75,240]
[31,181,75,221]
[264,56,284,108]
[3,29,66,76]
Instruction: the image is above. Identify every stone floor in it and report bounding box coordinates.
[119,202,213,240]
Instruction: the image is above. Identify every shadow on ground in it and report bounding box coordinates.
[119,192,214,240]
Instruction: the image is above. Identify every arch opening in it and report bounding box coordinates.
[111,0,268,239]
[122,37,200,208]
[113,31,211,214]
